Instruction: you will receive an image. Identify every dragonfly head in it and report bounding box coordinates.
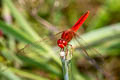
[57,39,67,48]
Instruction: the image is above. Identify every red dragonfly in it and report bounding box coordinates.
[57,11,89,51]
[20,11,89,52]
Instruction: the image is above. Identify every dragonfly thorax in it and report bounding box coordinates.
[57,39,68,48]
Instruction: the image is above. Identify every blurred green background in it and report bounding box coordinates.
[0,0,120,80]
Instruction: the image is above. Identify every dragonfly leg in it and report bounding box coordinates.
[67,44,73,60]
[65,47,69,59]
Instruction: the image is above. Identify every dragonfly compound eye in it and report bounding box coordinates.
[57,39,66,48]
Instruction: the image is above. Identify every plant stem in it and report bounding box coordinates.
[60,51,72,80]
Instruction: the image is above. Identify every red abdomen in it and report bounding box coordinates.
[71,11,89,32]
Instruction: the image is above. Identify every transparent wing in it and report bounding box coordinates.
[72,33,111,79]
[74,33,104,60]
[17,37,49,55]
[17,31,63,55]
[74,36,103,67]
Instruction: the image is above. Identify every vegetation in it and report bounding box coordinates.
[0,0,120,80]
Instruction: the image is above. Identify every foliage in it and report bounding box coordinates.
[0,0,120,80]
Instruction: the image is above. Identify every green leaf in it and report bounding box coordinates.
[17,55,61,77]
[10,68,49,80]
[0,63,21,80]
[3,0,40,40]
